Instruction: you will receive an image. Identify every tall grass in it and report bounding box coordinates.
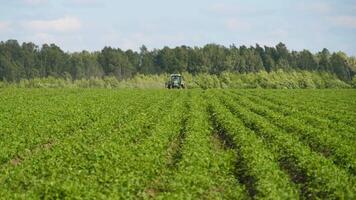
[0,70,353,89]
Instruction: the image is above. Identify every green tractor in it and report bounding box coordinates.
[165,74,185,89]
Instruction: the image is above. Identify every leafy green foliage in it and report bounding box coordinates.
[0,70,352,89]
[0,89,355,199]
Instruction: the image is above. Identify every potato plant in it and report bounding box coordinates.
[0,89,355,199]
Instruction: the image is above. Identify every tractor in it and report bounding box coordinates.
[165,74,185,89]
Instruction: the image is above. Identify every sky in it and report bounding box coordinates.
[0,0,355,55]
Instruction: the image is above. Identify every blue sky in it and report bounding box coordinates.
[0,0,355,55]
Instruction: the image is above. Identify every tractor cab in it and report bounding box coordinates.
[165,74,185,89]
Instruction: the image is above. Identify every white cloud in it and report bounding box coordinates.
[71,0,98,4]
[225,18,251,31]
[63,0,102,6]
[270,29,289,38]
[209,2,272,16]
[22,32,84,51]
[210,3,243,14]
[23,0,48,5]
[209,3,260,16]
[102,31,189,50]
[25,16,82,32]
[310,2,331,13]
[332,16,356,28]
[32,32,56,43]
[0,21,10,32]
[298,2,332,14]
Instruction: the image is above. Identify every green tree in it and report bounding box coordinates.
[139,45,156,74]
[317,48,331,71]
[297,50,318,70]
[330,52,352,81]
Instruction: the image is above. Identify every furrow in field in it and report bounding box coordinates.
[37,90,181,199]
[0,90,168,198]
[89,91,186,199]
[156,91,247,200]
[151,91,191,176]
[207,92,299,200]
[225,91,356,175]
[216,91,355,199]
[255,90,356,110]
[249,90,356,127]
[239,89,356,143]
[0,90,151,171]
[240,90,356,142]
[0,90,140,166]
[1,89,355,199]
[137,91,191,199]
[279,90,356,122]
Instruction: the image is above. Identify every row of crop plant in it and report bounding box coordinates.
[154,92,247,199]
[214,91,355,199]
[224,91,356,176]
[1,89,355,199]
[239,91,356,142]
[0,90,169,198]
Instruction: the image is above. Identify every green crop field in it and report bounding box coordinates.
[0,89,355,199]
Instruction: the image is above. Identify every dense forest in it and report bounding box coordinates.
[0,40,356,83]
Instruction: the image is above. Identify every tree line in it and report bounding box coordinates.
[0,39,355,82]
